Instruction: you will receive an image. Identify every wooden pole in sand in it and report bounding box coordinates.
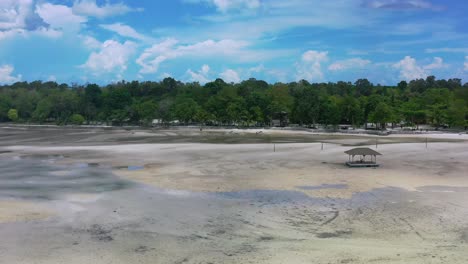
[321,142,324,150]
[426,137,428,148]
[274,144,276,152]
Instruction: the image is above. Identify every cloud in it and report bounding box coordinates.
[81,40,137,76]
[0,29,25,40]
[171,0,376,48]
[247,64,265,74]
[423,57,447,70]
[100,23,148,41]
[0,0,48,31]
[47,75,57,82]
[393,56,448,81]
[362,0,442,10]
[136,39,179,74]
[136,38,267,74]
[72,0,141,18]
[36,3,87,32]
[187,64,211,83]
[328,58,371,71]
[393,56,426,80]
[0,0,56,40]
[81,35,101,49]
[185,0,260,12]
[464,56,468,72]
[220,69,241,83]
[425,48,468,54]
[295,50,329,81]
[0,65,21,84]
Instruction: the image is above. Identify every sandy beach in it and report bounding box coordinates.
[1,127,468,263]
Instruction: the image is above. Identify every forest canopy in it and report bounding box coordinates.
[0,76,467,129]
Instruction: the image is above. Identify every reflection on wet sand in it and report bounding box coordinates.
[0,156,467,263]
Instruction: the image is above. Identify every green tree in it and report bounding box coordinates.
[32,99,52,122]
[0,95,12,121]
[7,109,18,121]
[134,100,158,125]
[368,102,393,129]
[292,86,320,126]
[321,97,341,128]
[266,84,293,122]
[400,100,426,128]
[447,99,467,128]
[249,106,264,125]
[339,96,362,127]
[70,114,85,125]
[226,102,250,125]
[173,97,200,124]
[355,79,373,96]
[157,98,174,124]
[83,84,102,121]
[194,108,213,125]
[12,88,37,120]
[397,81,407,92]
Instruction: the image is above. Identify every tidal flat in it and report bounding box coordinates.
[1,127,468,264]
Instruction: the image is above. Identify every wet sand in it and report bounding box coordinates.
[1,127,468,263]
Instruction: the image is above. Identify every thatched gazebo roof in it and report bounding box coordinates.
[345,148,382,156]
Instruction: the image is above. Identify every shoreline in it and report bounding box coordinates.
[2,123,467,136]
[0,126,466,148]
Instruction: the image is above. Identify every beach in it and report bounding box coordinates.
[1,127,468,263]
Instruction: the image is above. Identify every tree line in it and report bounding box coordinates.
[0,76,467,129]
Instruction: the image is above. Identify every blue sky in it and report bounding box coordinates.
[0,0,467,85]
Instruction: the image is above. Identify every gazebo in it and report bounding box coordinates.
[345,148,382,167]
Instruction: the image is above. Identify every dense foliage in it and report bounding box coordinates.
[1,76,467,129]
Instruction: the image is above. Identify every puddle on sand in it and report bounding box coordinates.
[128,165,144,171]
[0,158,133,200]
[114,165,145,171]
[217,189,322,205]
[416,186,468,193]
[296,184,348,191]
[73,163,101,168]
[214,187,428,210]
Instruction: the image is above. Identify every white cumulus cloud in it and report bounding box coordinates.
[187,64,211,84]
[72,0,141,18]
[328,58,371,71]
[136,38,252,74]
[81,35,101,49]
[464,56,468,72]
[36,3,87,32]
[393,56,426,80]
[220,69,241,83]
[0,65,21,84]
[393,56,448,81]
[185,0,260,12]
[0,0,32,30]
[363,0,440,10]
[296,50,329,81]
[0,0,57,40]
[423,57,447,70]
[100,23,147,41]
[81,40,137,76]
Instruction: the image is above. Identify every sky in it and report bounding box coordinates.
[0,0,468,85]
